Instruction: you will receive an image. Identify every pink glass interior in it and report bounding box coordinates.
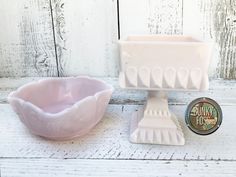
[14,77,111,114]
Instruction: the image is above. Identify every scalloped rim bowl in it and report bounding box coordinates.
[8,76,114,140]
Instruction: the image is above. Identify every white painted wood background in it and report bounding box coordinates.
[0,0,236,78]
[0,0,236,176]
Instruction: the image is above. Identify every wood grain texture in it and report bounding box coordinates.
[119,0,183,38]
[50,0,66,76]
[183,0,236,79]
[214,0,236,79]
[0,77,236,105]
[0,102,236,160]
[1,159,236,177]
[0,0,235,79]
[51,0,119,77]
[0,0,58,77]
[1,77,236,176]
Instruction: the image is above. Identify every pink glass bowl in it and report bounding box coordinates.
[8,76,114,140]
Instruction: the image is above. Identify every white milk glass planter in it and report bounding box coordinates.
[118,35,213,145]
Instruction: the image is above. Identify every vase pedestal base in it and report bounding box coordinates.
[129,91,185,145]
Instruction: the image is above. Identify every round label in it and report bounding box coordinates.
[185,97,222,135]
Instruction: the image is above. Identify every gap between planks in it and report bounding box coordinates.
[1,159,236,177]
[1,156,236,162]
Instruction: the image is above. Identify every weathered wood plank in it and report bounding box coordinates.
[0,103,236,160]
[0,0,58,77]
[183,0,236,79]
[51,0,119,77]
[49,0,65,76]
[1,159,236,177]
[119,0,183,37]
[0,77,236,105]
